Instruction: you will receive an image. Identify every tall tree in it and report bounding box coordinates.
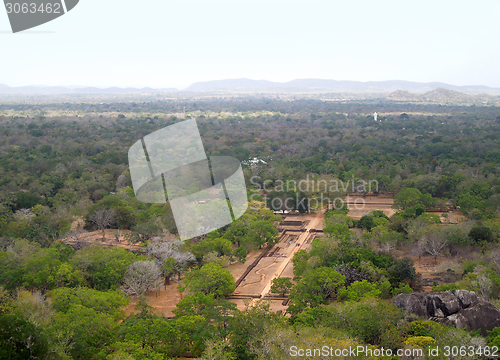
[179,263,235,298]
[123,260,162,296]
[88,208,116,239]
[146,237,195,287]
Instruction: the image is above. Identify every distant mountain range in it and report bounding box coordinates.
[0,84,177,95]
[184,79,500,94]
[1,79,500,95]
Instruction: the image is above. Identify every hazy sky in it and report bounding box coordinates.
[0,0,499,89]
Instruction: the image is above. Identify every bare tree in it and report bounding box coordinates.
[475,272,493,300]
[13,208,35,222]
[379,241,396,253]
[146,237,196,288]
[114,230,122,243]
[123,260,162,296]
[88,208,116,239]
[15,290,54,328]
[487,249,500,271]
[419,232,448,263]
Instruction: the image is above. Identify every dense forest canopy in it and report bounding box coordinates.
[1,94,500,359]
[1,96,500,230]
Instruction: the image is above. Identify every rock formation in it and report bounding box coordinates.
[394,290,500,336]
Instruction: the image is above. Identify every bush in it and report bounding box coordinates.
[388,257,417,287]
[469,224,494,243]
[432,283,460,292]
[295,299,404,346]
[338,299,403,345]
[405,336,436,347]
[338,280,381,302]
[487,327,500,347]
[462,259,477,277]
[391,283,413,297]
[407,320,444,337]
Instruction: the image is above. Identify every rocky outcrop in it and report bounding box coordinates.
[394,292,428,317]
[454,289,477,308]
[426,292,462,317]
[394,290,500,336]
[434,301,500,336]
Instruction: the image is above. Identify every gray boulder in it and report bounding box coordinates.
[395,290,500,336]
[454,289,478,308]
[426,291,462,317]
[394,290,478,317]
[436,300,500,336]
[394,293,428,317]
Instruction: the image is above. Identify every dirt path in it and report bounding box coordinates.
[123,282,183,318]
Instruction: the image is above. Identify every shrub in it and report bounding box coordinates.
[391,283,413,297]
[407,320,443,338]
[338,280,381,302]
[294,299,404,346]
[432,283,460,292]
[469,224,494,243]
[388,257,417,287]
[487,327,500,348]
[405,336,436,348]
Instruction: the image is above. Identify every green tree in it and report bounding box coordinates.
[70,245,138,290]
[180,263,235,298]
[338,280,382,302]
[21,251,83,292]
[388,257,417,287]
[233,247,247,263]
[174,293,236,338]
[270,277,293,297]
[291,249,309,279]
[97,341,164,360]
[393,188,423,210]
[248,220,279,248]
[191,237,233,264]
[288,267,345,314]
[50,287,129,320]
[469,224,494,243]
[49,305,118,360]
[357,215,376,231]
[0,314,49,360]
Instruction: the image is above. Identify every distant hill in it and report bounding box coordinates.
[385,90,421,102]
[1,79,500,95]
[0,84,178,95]
[386,87,499,105]
[421,88,472,102]
[183,78,500,94]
